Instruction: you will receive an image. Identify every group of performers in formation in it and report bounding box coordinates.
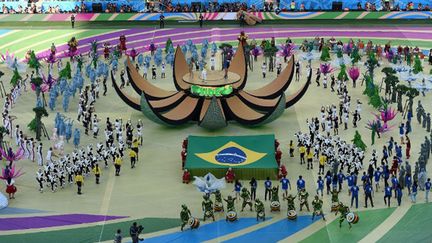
[34,117,142,194]
[179,185,361,231]
[177,32,431,232]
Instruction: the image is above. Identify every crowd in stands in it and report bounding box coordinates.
[0,0,431,14]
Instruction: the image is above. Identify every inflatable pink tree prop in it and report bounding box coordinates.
[320,63,335,75]
[0,164,24,180]
[349,67,360,83]
[0,147,24,166]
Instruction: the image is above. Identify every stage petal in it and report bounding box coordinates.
[126,58,176,100]
[173,46,192,91]
[285,67,312,108]
[111,71,141,111]
[245,56,295,99]
[228,42,247,90]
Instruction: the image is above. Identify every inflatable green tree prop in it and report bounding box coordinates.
[352,130,367,151]
[59,62,72,79]
[27,50,41,74]
[413,55,423,74]
[10,67,22,87]
[338,64,348,81]
[165,38,173,53]
[320,45,331,61]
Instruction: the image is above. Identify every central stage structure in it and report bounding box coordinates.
[185,134,278,180]
[112,42,311,129]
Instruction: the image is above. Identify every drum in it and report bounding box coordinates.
[346,212,359,224]
[287,210,297,220]
[258,211,265,219]
[331,203,339,212]
[300,199,305,204]
[226,211,237,222]
[205,211,212,217]
[214,202,223,212]
[188,217,200,229]
[314,210,321,216]
[270,201,281,212]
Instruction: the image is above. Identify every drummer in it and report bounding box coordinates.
[224,195,237,212]
[283,194,296,211]
[202,195,215,222]
[255,198,265,221]
[180,205,192,231]
[213,190,224,212]
[335,202,352,228]
[312,195,326,221]
[240,188,253,212]
[299,189,310,211]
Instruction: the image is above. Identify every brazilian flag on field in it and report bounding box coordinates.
[185,134,278,179]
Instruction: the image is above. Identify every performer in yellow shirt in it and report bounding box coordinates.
[307,148,314,170]
[131,138,140,161]
[129,149,137,168]
[318,154,327,175]
[75,172,84,195]
[299,145,306,164]
[93,164,101,184]
[289,140,295,157]
[115,155,122,176]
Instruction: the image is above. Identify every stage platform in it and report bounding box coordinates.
[183,71,240,87]
[184,134,278,180]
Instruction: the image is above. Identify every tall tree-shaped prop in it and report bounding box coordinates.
[27,50,41,74]
[351,130,367,151]
[320,45,331,61]
[413,55,423,74]
[28,106,49,141]
[10,67,21,87]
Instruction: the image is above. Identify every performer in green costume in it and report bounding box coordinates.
[299,189,310,211]
[271,186,279,202]
[335,202,352,228]
[240,188,253,211]
[283,194,296,211]
[331,188,339,203]
[213,190,224,212]
[255,198,265,221]
[312,195,326,221]
[224,195,237,212]
[202,195,215,221]
[180,204,191,231]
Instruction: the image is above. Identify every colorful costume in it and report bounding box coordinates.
[224,195,236,212]
[299,189,310,211]
[202,196,215,221]
[255,198,265,221]
[180,205,191,231]
[331,189,339,203]
[271,186,279,202]
[336,202,351,228]
[312,196,325,221]
[240,188,253,211]
[213,190,224,212]
[284,194,296,211]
